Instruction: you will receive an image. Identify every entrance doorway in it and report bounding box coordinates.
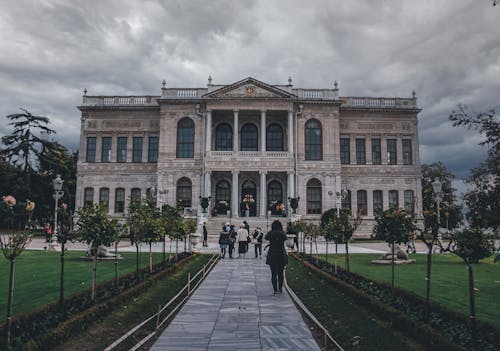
[241,180,257,217]
[267,180,284,216]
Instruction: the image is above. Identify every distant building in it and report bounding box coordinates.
[76,77,422,236]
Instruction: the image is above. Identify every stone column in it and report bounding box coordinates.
[397,135,403,165]
[288,110,293,153]
[95,134,102,162]
[381,137,388,165]
[205,110,212,153]
[260,171,267,216]
[260,110,266,153]
[204,171,211,197]
[287,171,295,199]
[142,136,148,162]
[233,109,239,152]
[231,170,239,216]
[367,189,373,217]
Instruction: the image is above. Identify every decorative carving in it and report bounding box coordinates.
[103,120,142,128]
[357,123,394,131]
[87,121,98,129]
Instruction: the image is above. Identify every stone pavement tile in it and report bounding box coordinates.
[207,338,261,349]
[150,336,210,351]
[261,336,321,350]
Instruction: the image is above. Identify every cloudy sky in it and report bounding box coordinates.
[0,0,498,189]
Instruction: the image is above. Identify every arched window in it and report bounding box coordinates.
[176,117,194,158]
[241,123,258,151]
[357,190,367,216]
[215,123,233,151]
[266,123,284,151]
[115,188,125,213]
[84,187,94,208]
[176,177,192,208]
[306,178,322,214]
[131,188,141,203]
[99,188,109,211]
[404,190,414,214]
[241,180,257,216]
[215,180,231,212]
[305,119,322,160]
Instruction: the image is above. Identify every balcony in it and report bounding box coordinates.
[209,151,290,158]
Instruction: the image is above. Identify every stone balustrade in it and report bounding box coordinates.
[162,88,206,98]
[82,96,160,106]
[342,97,417,109]
[209,151,291,158]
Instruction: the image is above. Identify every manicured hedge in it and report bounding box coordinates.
[293,253,500,351]
[1,252,191,350]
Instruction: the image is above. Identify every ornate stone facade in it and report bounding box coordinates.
[77,77,421,236]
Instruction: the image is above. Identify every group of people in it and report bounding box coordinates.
[216,219,288,295]
[216,220,264,259]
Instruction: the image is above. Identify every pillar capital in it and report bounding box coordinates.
[233,109,239,114]
[232,170,240,175]
[259,170,268,175]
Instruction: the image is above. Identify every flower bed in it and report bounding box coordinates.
[0,252,191,350]
[293,253,500,351]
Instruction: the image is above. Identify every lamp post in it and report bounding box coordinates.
[432,179,443,249]
[49,175,64,251]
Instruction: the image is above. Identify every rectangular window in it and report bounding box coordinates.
[389,190,399,209]
[84,187,94,207]
[372,138,381,165]
[86,137,96,162]
[131,188,141,203]
[356,138,366,165]
[115,188,125,213]
[387,139,397,165]
[132,137,143,163]
[99,188,109,211]
[357,190,367,215]
[373,190,383,213]
[117,137,127,162]
[403,139,413,165]
[341,190,352,210]
[340,138,350,164]
[101,137,112,162]
[404,190,414,214]
[148,137,159,162]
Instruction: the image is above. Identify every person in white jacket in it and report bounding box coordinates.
[236,223,249,258]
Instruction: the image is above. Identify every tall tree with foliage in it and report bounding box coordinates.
[0,196,35,346]
[444,228,494,350]
[373,208,416,292]
[450,105,499,233]
[75,203,121,301]
[419,162,463,320]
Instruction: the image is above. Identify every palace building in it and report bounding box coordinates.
[76,77,422,236]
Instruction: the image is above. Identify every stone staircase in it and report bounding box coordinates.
[204,215,288,240]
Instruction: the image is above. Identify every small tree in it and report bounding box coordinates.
[320,211,342,263]
[56,202,74,312]
[373,208,416,292]
[444,228,494,350]
[128,199,146,272]
[75,203,121,301]
[0,196,34,346]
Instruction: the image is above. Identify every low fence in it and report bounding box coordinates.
[104,253,219,350]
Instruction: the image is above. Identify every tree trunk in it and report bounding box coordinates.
[149,242,153,273]
[162,236,166,263]
[60,242,65,312]
[325,240,328,262]
[345,242,350,272]
[391,242,395,293]
[424,250,432,321]
[6,259,16,346]
[468,264,477,350]
[175,238,179,261]
[114,241,119,287]
[135,244,139,272]
[92,252,97,301]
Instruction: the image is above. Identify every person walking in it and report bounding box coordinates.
[253,227,263,259]
[202,223,208,247]
[228,225,236,258]
[218,230,229,258]
[236,223,248,258]
[265,220,288,295]
[44,222,52,243]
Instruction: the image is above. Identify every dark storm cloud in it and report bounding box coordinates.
[0,0,498,178]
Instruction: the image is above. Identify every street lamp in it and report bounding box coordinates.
[49,175,64,251]
[432,179,443,248]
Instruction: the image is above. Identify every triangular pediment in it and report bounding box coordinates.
[203,77,296,99]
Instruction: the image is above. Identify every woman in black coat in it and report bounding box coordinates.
[265,220,288,294]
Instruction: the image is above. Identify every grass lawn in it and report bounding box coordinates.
[319,253,500,328]
[0,250,177,317]
[54,254,213,351]
[287,256,420,351]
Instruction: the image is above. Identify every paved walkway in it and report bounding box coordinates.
[150,257,321,351]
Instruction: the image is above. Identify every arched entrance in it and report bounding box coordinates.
[241,180,257,217]
[267,180,284,215]
[215,180,231,215]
